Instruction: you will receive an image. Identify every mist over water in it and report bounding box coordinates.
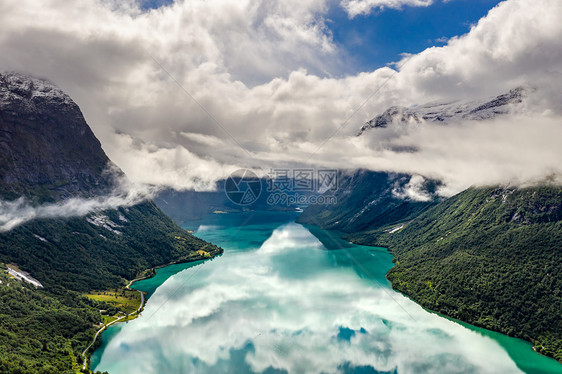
[92,212,561,374]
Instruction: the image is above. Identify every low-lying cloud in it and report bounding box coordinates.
[307,114,562,196]
[0,178,154,232]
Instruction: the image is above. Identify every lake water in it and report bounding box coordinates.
[91,211,562,374]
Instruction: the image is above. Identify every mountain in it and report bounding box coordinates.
[298,86,562,362]
[345,186,562,362]
[296,169,440,233]
[155,179,316,224]
[357,87,527,135]
[0,73,222,373]
[301,183,562,362]
[0,73,119,202]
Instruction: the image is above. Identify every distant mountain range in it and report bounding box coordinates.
[357,87,528,135]
[155,179,316,224]
[296,170,441,233]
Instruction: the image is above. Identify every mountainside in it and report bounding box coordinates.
[343,186,562,362]
[0,73,118,202]
[0,268,105,374]
[298,85,562,362]
[296,169,440,233]
[0,201,221,292]
[0,73,222,373]
[357,87,527,135]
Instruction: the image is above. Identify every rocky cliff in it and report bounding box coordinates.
[0,72,118,202]
[0,72,222,291]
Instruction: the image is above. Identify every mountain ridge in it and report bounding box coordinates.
[357,87,528,135]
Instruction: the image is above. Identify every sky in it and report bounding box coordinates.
[142,0,504,81]
[0,0,561,196]
[328,0,504,75]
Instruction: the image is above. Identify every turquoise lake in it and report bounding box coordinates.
[92,211,562,374]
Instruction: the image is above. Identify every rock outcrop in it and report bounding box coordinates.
[0,72,119,201]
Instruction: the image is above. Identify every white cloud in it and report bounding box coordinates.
[107,133,239,191]
[302,114,562,196]
[0,175,153,232]
[340,0,434,18]
[0,0,560,195]
[392,175,433,201]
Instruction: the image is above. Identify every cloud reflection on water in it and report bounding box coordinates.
[94,223,522,374]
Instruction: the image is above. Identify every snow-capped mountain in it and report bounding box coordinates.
[357,87,528,136]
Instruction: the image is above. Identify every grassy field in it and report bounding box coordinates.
[85,288,142,315]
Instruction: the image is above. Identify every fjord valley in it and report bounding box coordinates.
[91,211,562,374]
[1,72,561,374]
[2,0,562,373]
[0,73,222,373]
[299,178,562,362]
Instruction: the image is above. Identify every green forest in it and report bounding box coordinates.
[0,202,222,373]
[348,186,562,362]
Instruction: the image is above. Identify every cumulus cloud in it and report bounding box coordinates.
[340,0,434,18]
[0,0,561,194]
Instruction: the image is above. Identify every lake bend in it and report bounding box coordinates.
[91,211,562,374]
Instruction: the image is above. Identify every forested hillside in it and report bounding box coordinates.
[296,169,440,232]
[346,186,562,361]
[0,201,221,292]
[0,268,105,373]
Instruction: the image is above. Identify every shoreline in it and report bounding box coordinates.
[82,248,223,372]
[380,247,561,365]
[318,224,562,366]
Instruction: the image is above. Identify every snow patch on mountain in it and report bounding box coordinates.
[86,213,122,235]
[0,72,73,108]
[358,87,529,135]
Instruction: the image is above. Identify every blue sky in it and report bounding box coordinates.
[328,0,504,73]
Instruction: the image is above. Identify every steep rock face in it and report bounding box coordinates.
[0,72,117,201]
[357,87,527,135]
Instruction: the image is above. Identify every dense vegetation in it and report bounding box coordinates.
[0,268,106,373]
[296,170,439,232]
[0,201,222,373]
[0,201,221,292]
[345,186,562,362]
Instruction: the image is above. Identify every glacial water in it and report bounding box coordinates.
[91,211,562,374]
